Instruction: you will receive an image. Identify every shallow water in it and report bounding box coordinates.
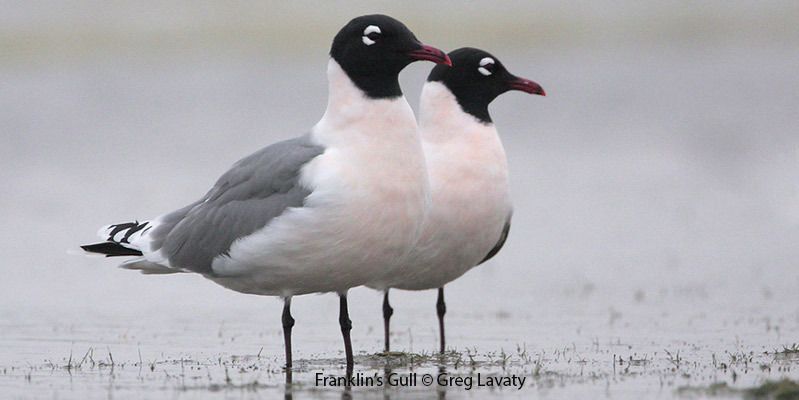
[2,2,799,398]
[2,291,798,399]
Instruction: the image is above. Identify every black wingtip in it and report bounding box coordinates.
[81,242,143,257]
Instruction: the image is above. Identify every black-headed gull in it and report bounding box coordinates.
[366,47,545,353]
[81,14,451,375]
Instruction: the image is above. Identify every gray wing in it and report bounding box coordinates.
[148,135,324,274]
[478,215,512,265]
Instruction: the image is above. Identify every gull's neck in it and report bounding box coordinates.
[418,81,498,144]
[313,59,416,145]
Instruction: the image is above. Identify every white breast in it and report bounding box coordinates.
[370,81,512,291]
[210,60,429,296]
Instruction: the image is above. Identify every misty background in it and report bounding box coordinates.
[1,0,798,371]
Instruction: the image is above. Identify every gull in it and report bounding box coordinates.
[366,48,545,353]
[80,14,450,375]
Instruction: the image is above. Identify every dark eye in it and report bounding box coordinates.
[478,57,496,76]
[362,25,382,46]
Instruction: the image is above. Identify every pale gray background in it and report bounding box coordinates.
[1,1,798,399]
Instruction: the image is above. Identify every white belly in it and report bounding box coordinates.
[211,147,427,295]
[388,179,511,290]
[208,81,429,296]
[370,131,512,291]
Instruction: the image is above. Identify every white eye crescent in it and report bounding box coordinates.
[362,25,381,46]
[364,25,381,36]
[478,57,495,76]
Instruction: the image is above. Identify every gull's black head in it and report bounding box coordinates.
[330,14,451,99]
[427,47,545,124]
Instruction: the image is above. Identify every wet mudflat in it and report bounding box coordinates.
[1,283,798,399]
